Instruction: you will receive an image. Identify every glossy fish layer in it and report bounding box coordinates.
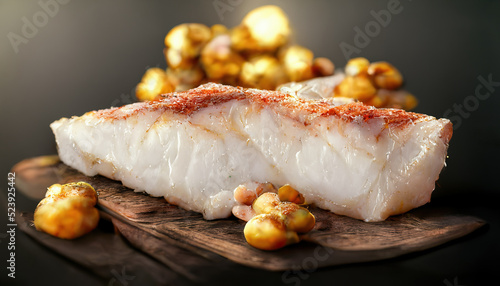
[51,83,452,221]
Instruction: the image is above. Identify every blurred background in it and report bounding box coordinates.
[0,0,499,285]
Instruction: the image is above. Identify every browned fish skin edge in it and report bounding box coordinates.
[85,83,439,131]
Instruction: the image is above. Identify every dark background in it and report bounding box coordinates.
[1,0,499,285]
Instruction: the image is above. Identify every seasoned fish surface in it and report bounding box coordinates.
[51,83,452,221]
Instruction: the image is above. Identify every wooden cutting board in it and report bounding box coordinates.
[13,155,485,272]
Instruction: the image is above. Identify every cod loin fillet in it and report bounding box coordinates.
[51,83,452,221]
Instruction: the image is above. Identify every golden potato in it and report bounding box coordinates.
[312,57,335,77]
[242,184,315,250]
[280,45,314,82]
[333,58,415,109]
[234,185,257,206]
[210,24,228,37]
[335,75,377,101]
[377,89,418,110]
[255,182,277,196]
[244,214,299,251]
[252,192,280,215]
[231,5,290,54]
[136,67,175,101]
[345,57,370,77]
[363,94,387,108]
[201,34,244,80]
[34,182,99,240]
[241,5,291,52]
[164,23,212,69]
[367,61,403,90]
[278,184,305,204]
[229,25,253,53]
[277,203,315,233]
[240,55,288,90]
[166,66,205,89]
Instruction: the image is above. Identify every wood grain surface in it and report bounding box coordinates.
[13,155,486,273]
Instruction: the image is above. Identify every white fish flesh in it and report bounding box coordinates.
[50,83,452,221]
